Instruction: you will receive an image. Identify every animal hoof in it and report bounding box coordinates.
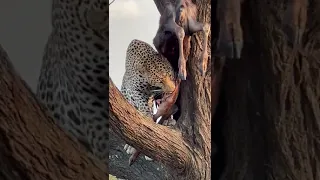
[217,40,243,59]
[234,40,243,59]
[283,25,304,47]
[178,72,187,80]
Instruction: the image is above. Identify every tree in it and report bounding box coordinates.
[0,45,108,179]
[108,0,212,179]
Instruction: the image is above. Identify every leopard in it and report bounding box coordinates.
[120,39,177,162]
[36,0,109,163]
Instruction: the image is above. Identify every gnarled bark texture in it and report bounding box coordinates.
[109,0,212,179]
[0,45,108,180]
[213,0,320,179]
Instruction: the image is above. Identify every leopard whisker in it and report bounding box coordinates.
[151,89,165,97]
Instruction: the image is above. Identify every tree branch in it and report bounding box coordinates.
[109,78,192,172]
[0,44,108,179]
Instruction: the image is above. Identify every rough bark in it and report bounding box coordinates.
[109,0,212,179]
[0,45,108,180]
[213,0,320,179]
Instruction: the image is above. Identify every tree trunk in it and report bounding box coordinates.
[109,0,212,179]
[0,45,108,179]
[213,0,320,179]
